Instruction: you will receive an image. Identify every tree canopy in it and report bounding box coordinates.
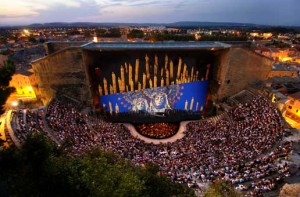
[0,59,15,115]
[204,180,242,197]
[127,29,144,39]
[0,134,195,197]
[145,33,195,42]
[96,28,121,38]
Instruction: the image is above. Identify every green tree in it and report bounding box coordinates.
[96,28,107,37]
[204,180,242,197]
[0,50,9,55]
[127,29,144,39]
[0,135,195,197]
[84,30,92,38]
[0,59,15,115]
[28,36,37,43]
[145,33,195,42]
[0,30,11,45]
[106,28,121,37]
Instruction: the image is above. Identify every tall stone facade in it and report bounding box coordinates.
[31,47,92,105]
[214,47,274,99]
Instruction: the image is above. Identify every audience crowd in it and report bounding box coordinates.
[11,95,291,196]
[12,108,45,143]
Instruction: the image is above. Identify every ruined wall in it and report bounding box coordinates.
[268,70,299,78]
[216,48,274,99]
[44,42,88,55]
[31,47,92,105]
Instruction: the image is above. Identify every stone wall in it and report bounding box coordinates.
[268,70,299,78]
[279,183,300,197]
[215,48,274,99]
[31,47,92,105]
[44,42,88,55]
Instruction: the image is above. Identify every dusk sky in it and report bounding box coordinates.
[0,0,299,26]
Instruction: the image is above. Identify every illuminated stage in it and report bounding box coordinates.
[33,41,272,116]
[100,81,208,113]
[82,42,229,122]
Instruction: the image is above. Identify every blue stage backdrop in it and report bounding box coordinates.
[100,81,208,113]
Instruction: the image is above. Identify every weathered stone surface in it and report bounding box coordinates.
[215,48,273,99]
[44,42,88,55]
[31,47,92,105]
[279,183,300,197]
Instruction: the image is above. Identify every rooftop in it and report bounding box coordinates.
[82,41,231,51]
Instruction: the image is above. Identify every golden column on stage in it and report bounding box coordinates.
[112,72,117,93]
[191,67,194,82]
[135,59,139,84]
[154,75,157,88]
[154,55,158,76]
[155,54,158,66]
[130,80,134,91]
[177,57,182,79]
[161,77,164,87]
[166,69,169,86]
[145,54,150,79]
[103,78,108,95]
[183,64,187,81]
[129,64,133,83]
[154,64,158,76]
[125,62,128,73]
[180,73,183,84]
[190,97,194,111]
[184,100,188,110]
[149,78,153,88]
[98,85,103,96]
[170,60,174,79]
[142,73,146,89]
[115,104,119,114]
[118,77,122,93]
[109,85,113,94]
[165,55,168,70]
[120,66,125,92]
[109,102,113,114]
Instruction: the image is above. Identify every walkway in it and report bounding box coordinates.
[0,114,6,141]
[6,110,21,147]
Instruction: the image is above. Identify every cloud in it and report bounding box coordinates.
[0,0,81,18]
[0,0,86,23]
[0,0,299,25]
[95,0,172,8]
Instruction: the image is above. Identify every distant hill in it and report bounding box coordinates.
[24,21,262,28]
[2,21,299,29]
[167,21,258,27]
[26,22,161,28]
